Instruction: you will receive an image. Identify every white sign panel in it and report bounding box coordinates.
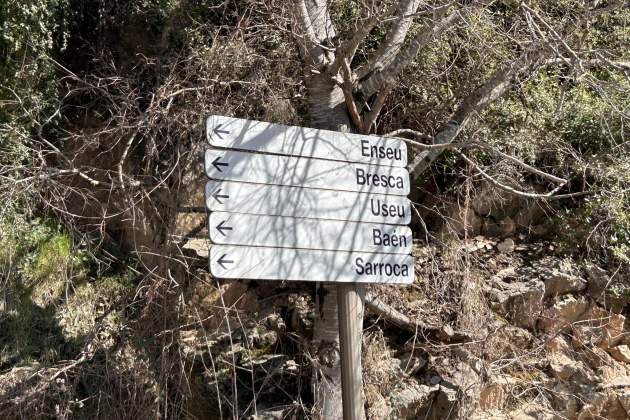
[207,115,408,167]
[205,149,410,196]
[205,181,411,225]
[209,212,412,254]
[209,245,414,284]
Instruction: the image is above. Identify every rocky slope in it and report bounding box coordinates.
[2,211,628,419]
[176,233,630,419]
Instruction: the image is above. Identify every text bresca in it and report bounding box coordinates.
[356,168,404,190]
[361,140,403,161]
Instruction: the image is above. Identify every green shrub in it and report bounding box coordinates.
[0,0,69,147]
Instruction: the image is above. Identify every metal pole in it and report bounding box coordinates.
[337,284,366,420]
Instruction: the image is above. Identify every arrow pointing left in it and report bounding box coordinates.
[213,124,230,140]
[217,254,234,270]
[215,220,233,236]
[212,156,229,172]
[212,188,229,204]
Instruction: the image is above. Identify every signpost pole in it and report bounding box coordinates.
[338,284,365,420]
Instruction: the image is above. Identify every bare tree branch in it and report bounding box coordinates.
[359,6,467,97]
[478,144,567,184]
[304,0,336,42]
[457,151,579,199]
[358,0,424,78]
[361,82,393,134]
[389,135,460,150]
[408,45,548,178]
[523,4,583,74]
[329,5,392,75]
[584,0,630,19]
[365,292,472,342]
[386,128,431,141]
[543,58,630,73]
[385,129,569,185]
[406,0,629,178]
[293,0,327,65]
[340,60,365,132]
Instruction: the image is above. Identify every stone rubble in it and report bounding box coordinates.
[179,237,630,420]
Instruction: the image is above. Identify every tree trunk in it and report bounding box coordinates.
[306,72,360,420]
[312,284,342,419]
[307,73,350,131]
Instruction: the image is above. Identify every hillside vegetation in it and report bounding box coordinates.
[0,1,629,419]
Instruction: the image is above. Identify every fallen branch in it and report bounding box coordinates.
[365,292,472,343]
[457,151,592,200]
[385,128,433,142]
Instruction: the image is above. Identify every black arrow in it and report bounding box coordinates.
[213,124,230,140]
[212,156,229,172]
[217,254,234,270]
[215,220,233,236]
[212,188,229,204]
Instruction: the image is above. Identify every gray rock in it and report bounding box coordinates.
[608,345,630,364]
[388,382,440,419]
[544,274,587,297]
[586,264,630,312]
[429,375,442,385]
[586,263,610,298]
[430,382,460,419]
[499,257,587,297]
[484,217,516,238]
[549,353,598,383]
[579,390,630,420]
[514,201,549,230]
[265,313,286,331]
[249,408,286,420]
[497,238,515,253]
[532,257,587,297]
[241,354,286,369]
[398,352,427,375]
[255,330,278,349]
[488,279,545,329]
[538,295,591,333]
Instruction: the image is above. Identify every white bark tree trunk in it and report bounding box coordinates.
[305,72,354,419]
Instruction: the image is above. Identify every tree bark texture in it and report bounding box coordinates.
[306,73,354,419]
[306,74,351,132]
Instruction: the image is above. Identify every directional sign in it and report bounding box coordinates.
[209,245,415,284]
[209,212,412,254]
[207,115,408,167]
[205,149,410,196]
[205,181,411,225]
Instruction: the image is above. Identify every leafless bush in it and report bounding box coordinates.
[0,5,309,417]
